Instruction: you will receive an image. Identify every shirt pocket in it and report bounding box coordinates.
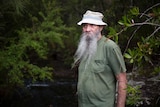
[92,60,105,73]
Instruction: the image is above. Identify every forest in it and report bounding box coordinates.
[0,0,160,107]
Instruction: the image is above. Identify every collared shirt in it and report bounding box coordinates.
[78,36,126,107]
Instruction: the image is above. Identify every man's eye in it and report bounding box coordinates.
[83,25,87,27]
[82,24,87,27]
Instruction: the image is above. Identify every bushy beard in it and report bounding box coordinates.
[73,30,100,67]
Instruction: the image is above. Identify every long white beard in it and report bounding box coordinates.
[74,31,100,67]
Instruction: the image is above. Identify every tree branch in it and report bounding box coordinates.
[130,22,160,27]
[140,3,160,18]
[147,26,160,40]
[123,17,153,54]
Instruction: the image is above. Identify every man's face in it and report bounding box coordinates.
[82,23,102,39]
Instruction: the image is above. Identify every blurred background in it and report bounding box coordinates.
[0,0,160,107]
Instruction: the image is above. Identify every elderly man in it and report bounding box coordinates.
[73,10,127,107]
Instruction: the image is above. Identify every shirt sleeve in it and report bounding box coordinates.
[105,43,126,76]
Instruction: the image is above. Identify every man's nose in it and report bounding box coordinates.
[85,25,92,32]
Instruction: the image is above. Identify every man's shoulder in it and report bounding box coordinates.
[103,37,118,48]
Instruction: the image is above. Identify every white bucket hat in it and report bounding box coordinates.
[77,10,107,26]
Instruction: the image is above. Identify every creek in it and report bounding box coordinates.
[0,70,159,107]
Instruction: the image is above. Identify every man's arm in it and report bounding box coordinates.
[116,72,127,107]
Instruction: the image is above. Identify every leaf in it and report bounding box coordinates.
[124,53,132,59]
[129,7,139,16]
[108,27,117,35]
[118,21,124,26]
[130,59,134,63]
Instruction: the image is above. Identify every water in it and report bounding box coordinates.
[0,80,77,107]
[0,80,159,107]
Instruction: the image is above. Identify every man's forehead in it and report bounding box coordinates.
[82,23,100,26]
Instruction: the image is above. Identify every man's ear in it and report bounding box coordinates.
[99,26,104,31]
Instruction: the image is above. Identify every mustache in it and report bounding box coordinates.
[83,31,100,40]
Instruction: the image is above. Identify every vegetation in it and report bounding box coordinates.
[126,85,142,106]
[0,0,159,106]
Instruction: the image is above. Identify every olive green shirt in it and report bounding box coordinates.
[78,36,126,107]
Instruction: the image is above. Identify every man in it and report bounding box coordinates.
[73,10,127,107]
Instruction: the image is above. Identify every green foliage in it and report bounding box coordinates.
[112,4,160,106]
[0,0,29,16]
[124,49,137,64]
[129,7,140,16]
[118,7,139,27]
[124,36,156,65]
[124,36,160,71]
[152,66,160,76]
[108,27,119,43]
[118,5,160,73]
[0,0,70,90]
[126,85,142,106]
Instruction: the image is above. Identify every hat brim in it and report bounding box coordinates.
[77,19,107,26]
